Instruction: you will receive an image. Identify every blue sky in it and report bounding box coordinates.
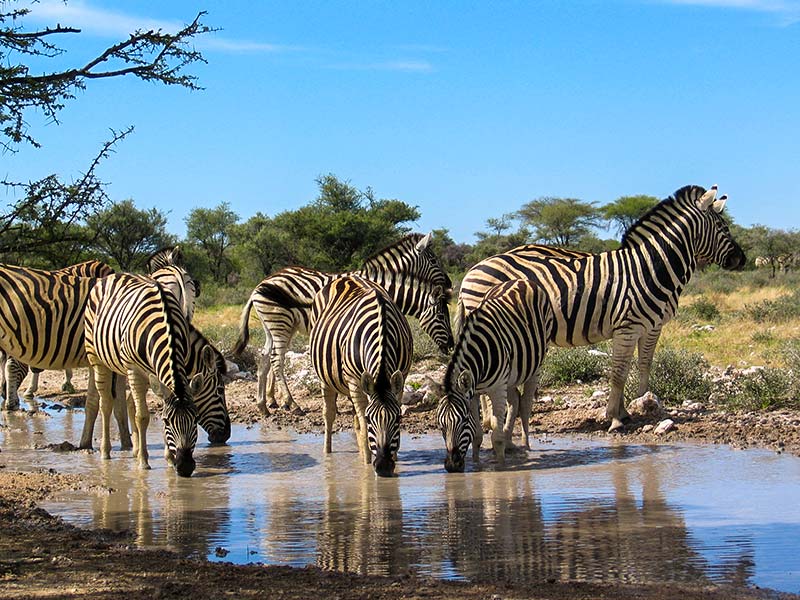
[6,0,800,243]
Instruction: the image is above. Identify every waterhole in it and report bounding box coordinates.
[1,408,799,593]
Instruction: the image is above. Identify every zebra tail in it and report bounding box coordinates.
[232,297,255,356]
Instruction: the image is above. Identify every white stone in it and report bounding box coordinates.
[588,349,610,357]
[590,390,606,399]
[225,360,240,376]
[539,395,554,403]
[642,424,654,433]
[654,419,675,435]
[628,391,663,417]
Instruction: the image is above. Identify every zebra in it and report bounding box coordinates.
[438,280,553,472]
[255,274,413,476]
[233,232,452,416]
[457,185,746,432]
[0,260,115,409]
[0,263,131,448]
[146,245,201,305]
[84,272,200,476]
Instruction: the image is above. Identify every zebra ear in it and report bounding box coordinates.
[360,371,376,395]
[455,370,474,396]
[415,232,433,252]
[201,345,217,370]
[712,194,728,214]
[432,285,444,300]
[189,373,203,396]
[389,370,405,396]
[696,184,718,211]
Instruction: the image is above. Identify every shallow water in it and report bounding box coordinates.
[1,408,800,594]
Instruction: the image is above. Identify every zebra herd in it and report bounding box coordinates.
[754,253,799,277]
[0,183,746,479]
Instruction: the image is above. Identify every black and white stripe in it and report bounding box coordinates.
[234,233,452,415]
[84,273,199,476]
[457,185,746,432]
[439,280,553,472]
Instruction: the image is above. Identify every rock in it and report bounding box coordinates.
[587,349,609,357]
[539,395,554,403]
[654,419,675,435]
[642,424,654,433]
[285,351,306,362]
[224,360,240,376]
[628,392,663,417]
[590,390,606,400]
[691,324,715,332]
[401,388,424,406]
[741,366,765,376]
[214,546,229,558]
[684,402,705,412]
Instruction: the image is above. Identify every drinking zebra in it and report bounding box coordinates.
[0,263,131,449]
[457,185,746,432]
[255,274,413,476]
[0,260,115,409]
[84,272,200,476]
[438,280,553,472]
[234,232,452,415]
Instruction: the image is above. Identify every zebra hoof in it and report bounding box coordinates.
[267,400,279,410]
[608,418,626,433]
[290,405,306,416]
[62,383,76,394]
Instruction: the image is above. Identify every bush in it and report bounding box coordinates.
[626,346,711,405]
[686,296,721,322]
[715,367,798,412]
[539,347,609,387]
[742,289,800,323]
[407,317,446,362]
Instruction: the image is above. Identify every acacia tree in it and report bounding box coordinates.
[517,197,600,248]
[185,202,240,284]
[601,195,659,236]
[0,2,213,260]
[85,200,175,271]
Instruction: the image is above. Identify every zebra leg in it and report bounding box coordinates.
[256,348,272,415]
[488,388,508,465]
[636,327,663,398]
[480,394,492,431]
[93,365,115,460]
[128,371,152,470]
[3,357,27,411]
[470,395,482,461]
[80,369,100,449]
[518,376,538,450]
[62,368,76,393]
[22,369,38,402]
[607,332,638,433]
[322,385,338,454]
[502,385,520,449]
[349,385,371,465]
[274,348,305,414]
[126,391,138,457]
[113,374,132,451]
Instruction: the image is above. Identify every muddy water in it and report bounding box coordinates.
[2,409,800,594]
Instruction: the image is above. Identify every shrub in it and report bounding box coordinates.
[686,296,721,322]
[715,367,798,412]
[742,289,800,323]
[626,346,711,405]
[539,347,609,387]
[408,317,445,361]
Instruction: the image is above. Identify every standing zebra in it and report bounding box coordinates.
[84,272,200,476]
[234,233,452,415]
[256,275,413,476]
[0,259,115,408]
[0,263,131,448]
[457,185,746,432]
[438,280,553,472]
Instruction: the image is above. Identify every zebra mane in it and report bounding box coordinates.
[360,233,453,290]
[619,185,707,249]
[152,279,191,403]
[146,245,184,274]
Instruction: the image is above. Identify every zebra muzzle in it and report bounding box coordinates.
[173,448,196,477]
[372,449,396,477]
[444,449,465,473]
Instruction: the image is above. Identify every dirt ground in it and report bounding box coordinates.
[1,362,799,600]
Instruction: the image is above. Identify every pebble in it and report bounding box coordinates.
[654,419,675,435]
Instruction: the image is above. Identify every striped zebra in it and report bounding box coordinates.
[457,185,746,432]
[0,260,115,409]
[255,274,413,476]
[234,232,452,415]
[438,280,553,472]
[84,272,200,476]
[0,263,131,449]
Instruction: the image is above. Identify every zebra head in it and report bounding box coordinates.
[194,344,232,445]
[162,376,200,477]
[361,370,404,477]
[690,186,747,271]
[418,285,455,353]
[437,369,478,473]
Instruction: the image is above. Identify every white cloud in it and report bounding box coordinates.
[328,60,434,73]
[660,0,800,24]
[26,0,292,53]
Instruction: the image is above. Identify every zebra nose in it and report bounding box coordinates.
[174,449,196,477]
[373,450,396,477]
[445,449,465,473]
[207,417,231,444]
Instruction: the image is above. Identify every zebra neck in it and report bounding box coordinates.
[357,268,427,316]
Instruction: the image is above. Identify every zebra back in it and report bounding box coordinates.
[146,246,185,273]
[56,259,114,279]
[0,264,99,370]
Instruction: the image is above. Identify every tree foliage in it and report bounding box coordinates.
[185,202,239,284]
[85,199,175,271]
[601,195,659,236]
[517,197,601,248]
[0,1,212,264]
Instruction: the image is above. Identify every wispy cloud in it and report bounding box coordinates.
[26,0,294,53]
[659,0,800,24]
[328,60,434,73]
